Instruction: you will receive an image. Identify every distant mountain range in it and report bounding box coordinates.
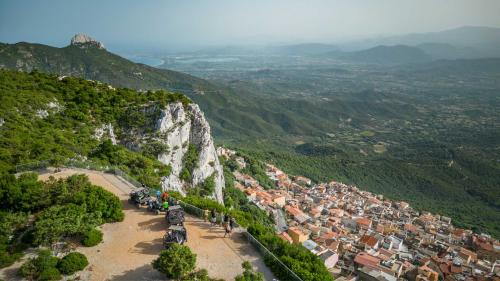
[340,26,500,59]
[175,26,500,65]
[330,45,433,65]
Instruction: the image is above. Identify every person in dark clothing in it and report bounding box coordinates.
[229,217,236,230]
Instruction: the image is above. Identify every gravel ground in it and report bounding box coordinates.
[0,168,275,281]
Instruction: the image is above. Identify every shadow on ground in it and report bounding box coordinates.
[131,238,164,255]
[107,264,164,281]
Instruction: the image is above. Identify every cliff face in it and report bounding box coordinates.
[156,102,224,204]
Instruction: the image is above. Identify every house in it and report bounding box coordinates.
[416,265,439,281]
[234,156,246,169]
[360,234,380,250]
[357,266,397,281]
[278,231,293,244]
[354,252,382,269]
[457,247,478,265]
[294,176,312,186]
[356,217,373,230]
[382,235,403,251]
[288,227,308,244]
[319,250,339,269]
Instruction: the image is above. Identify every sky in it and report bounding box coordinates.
[1,0,500,52]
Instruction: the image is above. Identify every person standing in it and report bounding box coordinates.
[210,209,217,226]
[224,217,231,238]
[219,212,225,227]
[229,217,236,235]
[161,191,169,202]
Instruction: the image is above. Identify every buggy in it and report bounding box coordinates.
[166,205,185,225]
[163,225,187,247]
[146,198,167,214]
[128,187,150,207]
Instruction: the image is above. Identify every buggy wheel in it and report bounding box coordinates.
[155,209,160,215]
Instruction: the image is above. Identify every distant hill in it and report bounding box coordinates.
[0,41,213,92]
[337,45,432,65]
[415,43,478,60]
[402,57,500,75]
[343,26,500,58]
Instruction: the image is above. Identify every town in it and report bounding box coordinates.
[217,147,500,281]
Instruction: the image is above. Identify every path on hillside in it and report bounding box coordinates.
[1,168,274,281]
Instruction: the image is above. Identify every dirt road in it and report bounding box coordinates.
[1,168,274,281]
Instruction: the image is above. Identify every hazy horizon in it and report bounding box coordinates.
[1,0,500,52]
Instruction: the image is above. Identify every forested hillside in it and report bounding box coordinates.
[0,70,177,187]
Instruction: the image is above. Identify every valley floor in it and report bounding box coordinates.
[1,168,274,281]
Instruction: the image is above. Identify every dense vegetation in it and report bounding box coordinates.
[248,224,333,281]
[152,244,232,281]
[180,144,199,183]
[235,261,264,281]
[19,249,61,281]
[0,70,183,188]
[19,248,88,281]
[81,228,103,247]
[0,173,122,267]
[152,244,197,279]
[57,252,89,275]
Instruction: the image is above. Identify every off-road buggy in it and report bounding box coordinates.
[163,225,187,247]
[166,205,185,225]
[128,187,150,207]
[146,197,167,214]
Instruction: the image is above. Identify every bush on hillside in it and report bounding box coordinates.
[152,244,196,279]
[180,269,224,281]
[57,252,88,275]
[235,261,264,281]
[38,267,62,281]
[19,249,61,281]
[82,228,103,247]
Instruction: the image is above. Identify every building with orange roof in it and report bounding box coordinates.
[416,265,439,281]
[354,252,382,269]
[360,234,380,250]
[288,227,309,244]
[278,231,293,244]
[356,217,373,230]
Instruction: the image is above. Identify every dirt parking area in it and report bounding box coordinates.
[0,168,274,281]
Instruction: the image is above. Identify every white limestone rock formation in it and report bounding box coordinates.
[94,123,117,145]
[156,102,225,204]
[70,33,105,49]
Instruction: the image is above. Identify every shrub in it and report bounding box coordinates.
[57,252,88,275]
[19,249,61,280]
[235,261,264,281]
[38,267,62,281]
[152,244,196,279]
[181,269,224,281]
[82,228,103,247]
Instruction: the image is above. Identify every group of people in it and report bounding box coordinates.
[204,209,236,237]
[155,189,170,210]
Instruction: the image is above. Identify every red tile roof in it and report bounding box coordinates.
[354,252,381,268]
[360,235,379,248]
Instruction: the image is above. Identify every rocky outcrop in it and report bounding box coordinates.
[156,103,224,204]
[70,33,105,49]
[94,123,117,145]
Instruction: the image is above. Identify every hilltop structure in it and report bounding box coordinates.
[70,33,105,49]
